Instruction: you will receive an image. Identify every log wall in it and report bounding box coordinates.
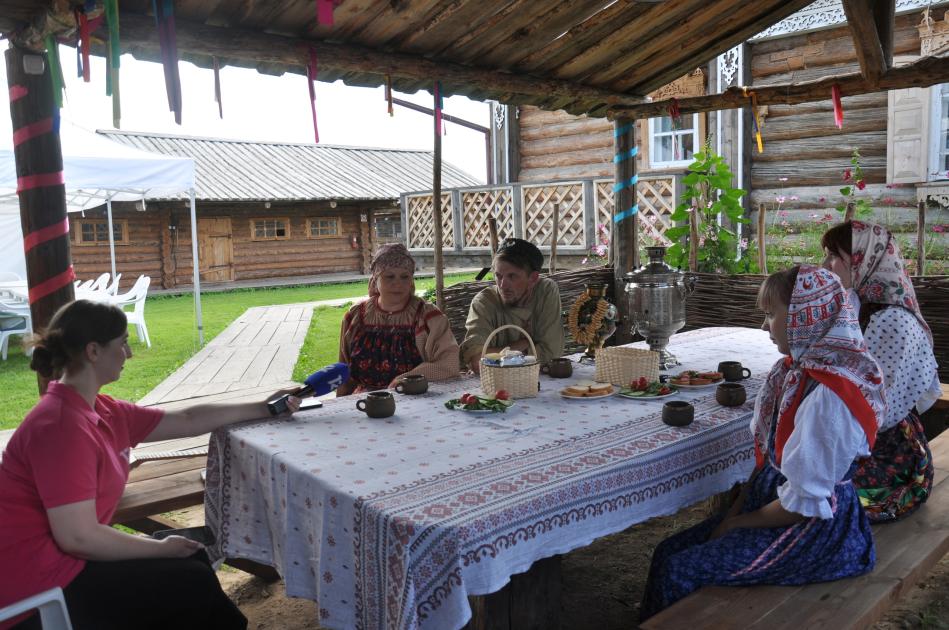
[517,107,613,183]
[70,200,392,289]
[749,12,920,199]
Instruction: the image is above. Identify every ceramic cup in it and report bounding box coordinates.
[716,382,747,407]
[541,357,573,379]
[662,401,694,427]
[356,391,396,418]
[395,374,428,395]
[718,361,751,382]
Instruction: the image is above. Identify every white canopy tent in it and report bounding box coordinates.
[0,121,205,344]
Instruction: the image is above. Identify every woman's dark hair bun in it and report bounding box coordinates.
[28,300,127,379]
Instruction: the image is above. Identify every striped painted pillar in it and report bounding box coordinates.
[5,45,75,393]
[612,116,638,343]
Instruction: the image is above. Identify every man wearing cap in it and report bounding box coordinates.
[460,238,564,373]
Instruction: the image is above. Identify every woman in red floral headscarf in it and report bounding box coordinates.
[336,244,459,396]
[821,220,941,522]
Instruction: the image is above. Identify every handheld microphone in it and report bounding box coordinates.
[267,362,350,415]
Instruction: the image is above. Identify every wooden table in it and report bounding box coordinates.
[205,327,782,630]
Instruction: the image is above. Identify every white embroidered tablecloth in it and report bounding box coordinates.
[205,326,783,630]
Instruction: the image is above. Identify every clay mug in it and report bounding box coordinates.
[356,391,396,418]
[718,361,751,382]
[662,401,694,427]
[541,357,573,379]
[716,382,747,407]
[395,374,428,395]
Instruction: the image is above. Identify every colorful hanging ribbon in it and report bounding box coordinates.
[213,56,223,119]
[385,74,393,117]
[104,0,121,127]
[76,7,91,82]
[154,0,182,124]
[434,81,445,136]
[832,84,844,129]
[307,47,319,143]
[744,88,764,154]
[43,36,65,109]
[316,0,336,25]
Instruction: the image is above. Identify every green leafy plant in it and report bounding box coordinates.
[837,149,874,219]
[665,145,749,273]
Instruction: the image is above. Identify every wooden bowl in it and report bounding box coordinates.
[716,383,747,407]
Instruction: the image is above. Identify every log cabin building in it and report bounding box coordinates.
[484,0,949,268]
[70,131,479,289]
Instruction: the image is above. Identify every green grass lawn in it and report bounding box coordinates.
[0,272,479,429]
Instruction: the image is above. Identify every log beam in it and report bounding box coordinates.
[115,12,645,108]
[607,54,949,120]
[841,0,894,87]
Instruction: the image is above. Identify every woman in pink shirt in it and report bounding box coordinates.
[0,300,300,629]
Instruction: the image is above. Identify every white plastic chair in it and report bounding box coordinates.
[0,298,31,361]
[75,278,95,291]
[88,273,111,292]
[105,272,122,296]
[114,275,151,348]
[0,587,72,629]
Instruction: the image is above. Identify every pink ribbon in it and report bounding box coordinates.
[17,171,65,193]
[29,266,76,304]
[23,218,69,253]
[13,117,53,147]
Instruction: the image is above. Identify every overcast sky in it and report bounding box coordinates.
[1,42,490,182]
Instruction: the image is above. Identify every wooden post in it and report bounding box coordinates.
[5,46,74,393]
[360,209,372,275]
[844,201,856,222]
[159,207,174,288]
[917,199,926,277]
[688,199,699,272]
[488,216,498,254]
[549,202,559,274]
[613,117,638,344]
[432,85,445,311]
[465,555,562,630]
[757,202,768,274]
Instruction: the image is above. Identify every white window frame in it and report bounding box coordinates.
[648,114,700,169]
[929,83,949,182]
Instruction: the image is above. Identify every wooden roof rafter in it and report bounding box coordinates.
[842,0,896,87]
[0,0,838,118]
[606,52,949,120]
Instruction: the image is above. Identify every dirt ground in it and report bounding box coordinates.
[174,498,949,630]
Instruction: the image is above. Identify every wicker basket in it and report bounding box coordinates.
[594,346,660,387]
[480,324,540,399]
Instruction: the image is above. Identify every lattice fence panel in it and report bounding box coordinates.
[595,177,676,248]
[522,183,585,247]
[406,193,454,249]
[461,188,514,247]
[637,178,675,247]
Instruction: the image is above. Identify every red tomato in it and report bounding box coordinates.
[460,393,474,405]
[659,386,670,395]
[637,377,648,389]
[496,390,510,401]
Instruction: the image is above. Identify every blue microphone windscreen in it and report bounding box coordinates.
[304,362,350,395]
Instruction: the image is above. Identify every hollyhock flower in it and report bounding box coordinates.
[779,177,788,182]
[843,169,852,181]
[934,225,947,233]
[856,180,866,190]
[780,220,790,228]
[778,210,789,218]
[819,196,827,203]
[740,238,749,249]
[776,195,786,204]
[790,195,799,201]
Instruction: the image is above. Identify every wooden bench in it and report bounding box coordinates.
[935,382,949,412]
[110,383,296,581]
[641,429,949,629]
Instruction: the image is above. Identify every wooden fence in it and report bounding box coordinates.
[401,176,678,254]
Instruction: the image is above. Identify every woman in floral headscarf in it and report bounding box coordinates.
[336,244,459,396]
[640,265,884,620]
[821,220,941,522]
